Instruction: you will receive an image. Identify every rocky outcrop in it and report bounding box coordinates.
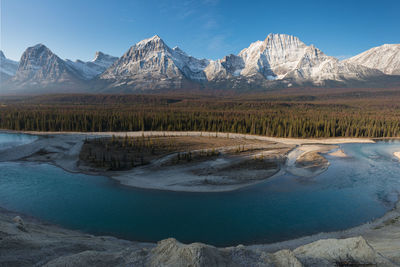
[293,237,388,266]
[1,206,398,267]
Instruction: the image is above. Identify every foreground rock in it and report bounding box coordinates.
[1,207,399,267]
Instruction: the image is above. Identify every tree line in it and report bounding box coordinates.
[1,97,400,138]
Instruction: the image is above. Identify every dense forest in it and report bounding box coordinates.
[1,88,400,138]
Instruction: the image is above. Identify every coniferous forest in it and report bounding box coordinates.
[1,88,400,138]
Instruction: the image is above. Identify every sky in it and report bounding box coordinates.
[1,0,400,62]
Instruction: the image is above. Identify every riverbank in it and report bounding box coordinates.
[1,131,400,266]
[5,129,376,145]
[1,200,399,266]
[0,131,374,192]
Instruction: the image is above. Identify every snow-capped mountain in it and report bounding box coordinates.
[2,34,397,94]
[66,52,118,80]
[344,44,400,75]
[205,34,383,86]
[9,44,86,91]
[100,35,209,90]
[0,51,19,81]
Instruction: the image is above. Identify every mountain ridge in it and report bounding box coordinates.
[344,44,400,75]
[2,34,399,94]
[0,50,19,82]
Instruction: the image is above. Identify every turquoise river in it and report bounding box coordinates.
[0,133,400,246]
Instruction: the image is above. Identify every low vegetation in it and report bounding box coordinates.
[79,135,243,171]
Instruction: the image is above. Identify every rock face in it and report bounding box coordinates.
[99,35,209,91]
[1,208,398,267]
[7,44,86,92]
[65,51,118,80]
[293,237,386,266]
[205,33,383,87]
[345,44,400,75]
[0,50,19,81]
[1,34,398,93]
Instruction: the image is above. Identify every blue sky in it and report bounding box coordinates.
[1,0,400,61]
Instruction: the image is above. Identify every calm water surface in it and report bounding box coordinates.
[0,132,37,150]
[0,133,400,246]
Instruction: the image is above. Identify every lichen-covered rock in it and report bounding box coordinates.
[1,210,399,267]
[271,249,303,267]
[293,237,391,266]
[148,238,229,266]
[12,216,27,232]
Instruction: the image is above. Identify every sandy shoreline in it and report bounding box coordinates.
[328,149,348,158]
[2,129,376,145]
[1,131,400,265]
[0,130,372,192]
[394,151,400,160]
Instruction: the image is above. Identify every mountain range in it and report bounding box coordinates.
[1,33,400,94]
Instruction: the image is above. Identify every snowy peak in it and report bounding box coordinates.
[3,34,396,93]
[100,35,210,89]
[0,50,19,80]
[132,35,169,54]
[92,51,118,66]
[93,51,107,61]
[18,44,55,69]
[236,33,310,79]
[99,33,386,90]
[205,33,384,85]
[344,44,400,75]
[66,51,117,79]
[172,46,186,54]
[135,35,163,46]
[10,43,84,88]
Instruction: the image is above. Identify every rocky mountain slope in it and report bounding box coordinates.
[66,51,118,80]
[99,34,384,91]
[99,35,209,90]
[205,34,383,88]
[1,34,398,93]
[6,44,87,92]
[2,45,117,93]
[345,44,400,75]
[0,51,19,81]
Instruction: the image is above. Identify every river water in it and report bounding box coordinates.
[0,133,399,246]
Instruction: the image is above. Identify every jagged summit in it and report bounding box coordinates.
[31,43,47,49]
[2,33,397,93]
[93,51,106,61]
[205,33,384,85]
[65,51,118,80]
[8,43,86,91]
[100,35,210,89]
[172,46,188,56]
[134,35,166,49]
